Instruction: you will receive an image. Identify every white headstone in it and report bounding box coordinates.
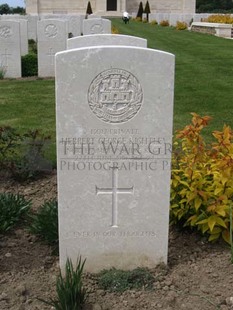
[27,15,38,41]
[18,19,28,56]
[56,45,175,272]
[82,18,111,35]
[0,21,21,78]
[37,19,67,77]
[68,15,82,37]
[0,17,28,56]
[67,34,147,50]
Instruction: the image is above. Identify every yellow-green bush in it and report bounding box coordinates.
[171,113,233,243]
[203,14,233,24]
[160,20,169,27]
[150,20,158,25]
[135,17,142,22]
[142,18,148,23]
[176,21,188,30]
[111,26,119,34]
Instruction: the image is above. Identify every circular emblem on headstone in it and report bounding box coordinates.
[88,68,143,124]
[90,24,104,34]
[45,24,58,38]
[0,26,12,38]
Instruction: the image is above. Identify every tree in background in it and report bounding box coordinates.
[0,4,11,14]
[144,1,151,21]
[196,0,233,12]
[136,1,144,19]
[12,6,25,14]
[0,3,25,15]
[86,1,93,15]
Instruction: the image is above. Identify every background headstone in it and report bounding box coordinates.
[56,45,175,272]
[0,16,28,56]
[27,14,38,41]
[67,34,147,49]
[0,20,21,78]
[37,19,67,77]
[17,19,28,56]
[82,18,111,35]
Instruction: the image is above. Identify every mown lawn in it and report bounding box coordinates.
[111,19,233,136]
[1,19,233,161]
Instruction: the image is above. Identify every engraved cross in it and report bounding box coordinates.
[96,167,134,227]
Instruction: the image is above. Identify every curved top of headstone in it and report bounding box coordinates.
[67,34,147,50]
[82,18,111,35]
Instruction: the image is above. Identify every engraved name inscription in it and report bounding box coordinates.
[88,68,143,124]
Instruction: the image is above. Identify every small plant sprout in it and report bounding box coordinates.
[40,257,87,310]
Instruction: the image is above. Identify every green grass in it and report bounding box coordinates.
[1,20,233,158]
[0,78,55,135]
[111,19,233,138]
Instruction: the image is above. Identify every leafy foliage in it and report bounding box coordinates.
[171,114,233,243]
[0,126,22,170]
[176,21,188,30]
[160,20,170,27]
[29,199,58,247]
[86,1,93,15]
[203,14,233,23]
[111,25,119,34]
[136,2,144,19]
[0,126,52,181]
[0,3,25,14]
[0,66,6,79]
[196,0,233,13]
[150,20,158,25]
[28,39,37,55]
[97,268,154,292]
[144,1,151,21]
[40,257,87,310]
[22,54,38,77]
[0,193,31,233]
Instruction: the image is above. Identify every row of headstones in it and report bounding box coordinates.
[0,14,106,41]
[0,12,223,41]
[55,32,175,272]
[0,17,111,78]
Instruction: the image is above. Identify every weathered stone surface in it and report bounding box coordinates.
[82,18,111,35]
[0,20,21,78]
[56,45,175,272]
[37,19,67,77]
[67,34,147,49]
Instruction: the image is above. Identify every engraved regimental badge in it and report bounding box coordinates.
[88,68,143,124]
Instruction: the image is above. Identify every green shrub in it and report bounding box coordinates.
[150,19,158,25]
[144,0,151,22]
[0,66,6,79]
[171,113,233,243]
[12,129,52,181]
[29,199,58,247]
[136,1,144,19]
[86,1,93,15]
[160,20,169,27]
[97,267,154,292]
[40,257,87,310]
[28,39,37,54]
[21,53,38,77]
[0,126,52,181]
[176,21,188,30]
[0,193,31,232]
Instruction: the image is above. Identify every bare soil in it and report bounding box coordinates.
[1,173,233,310]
